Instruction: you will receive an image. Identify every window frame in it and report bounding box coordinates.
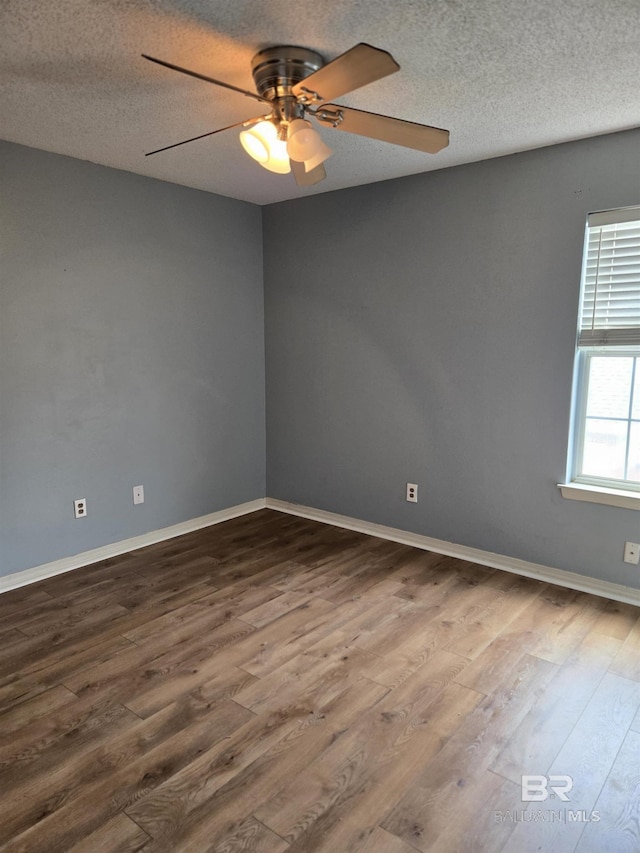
[560,205,640,509]
[571,347,640,493]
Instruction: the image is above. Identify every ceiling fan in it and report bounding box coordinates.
[142,43,449,186]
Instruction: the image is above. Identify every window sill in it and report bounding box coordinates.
[558,482,640,510]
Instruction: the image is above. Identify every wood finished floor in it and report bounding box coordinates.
[1,510,640,853]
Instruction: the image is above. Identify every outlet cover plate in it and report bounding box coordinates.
[406,483,418,503]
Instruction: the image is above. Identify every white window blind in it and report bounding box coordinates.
[579,206,640,346]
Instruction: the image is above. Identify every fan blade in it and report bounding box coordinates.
[292,43,399,104]
[316,104,449,154]
[145,116,267,156]
[142,54,270,104]
[291,160,327,186]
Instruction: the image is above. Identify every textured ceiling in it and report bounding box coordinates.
[2,0,639,205]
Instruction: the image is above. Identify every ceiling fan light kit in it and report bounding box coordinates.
[303,140,333,173]
[239,122,271,163]
[143,42,449,186]
[240,120,291,173]
[286,119,333,168]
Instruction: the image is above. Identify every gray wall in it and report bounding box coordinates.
[1,142,265,576]
[4,129,640,590]
[264,128,640,588]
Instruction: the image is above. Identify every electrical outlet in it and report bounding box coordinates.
[74,498,87,519]
[133,485,145,505]
[623,541,640,564]
[406,483,418,503]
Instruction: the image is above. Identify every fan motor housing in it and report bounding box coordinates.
[251,46,324,102]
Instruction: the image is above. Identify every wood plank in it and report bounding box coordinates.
[0,684,77,736]
[125,550,220,577]
[213,595,339,673]
[501,671,640,852]
[396,574,503,633]
[120,583,281,646]
[417,770,523,853]
[407,584,505,660]
[454,635,533,696]
[441,583,543,660]
[241,589,311,628]
[66,812,150,853]
[38,554,145,598]
[109,575,219,614]
[17,598,134,637]
[258,682,482,853]
[123,663,257,720]
[277,528,379,570]
[491,585,604,666]
[483,569,547,595]
[233,629,380,715]
[238,593,399,679]
[202,816,289,853]
[63,619,256,709]
[122,703,321,844]
[187,550,291,588]
[255,648,479,839]
[578,729,640,852]
[409,559,495,596]
[0,602,132,678]
[589,599,640,641]
[405,769,524,853]
[0,635,136,714]
[42,572,146,609]
[353,590,453,657]
[0,511,636,852]
[381,654,558,851]
[353,826,421,853]
[490,631,622,784]
[0,694,141,787]
[309,553,410,605]
[0,572,151,636]
[609,614,640,681]
[0,698,254,849]
[0,629,29,651]
[0,586,54,614]
[384,549,454,584]
[125,677,388,848]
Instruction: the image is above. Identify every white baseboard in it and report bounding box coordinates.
[1,499,266,594]
[5,496,639,608]
[266,498,640,608]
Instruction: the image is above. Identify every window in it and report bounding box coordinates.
[563,206,640,506]
[576,354,640,485]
